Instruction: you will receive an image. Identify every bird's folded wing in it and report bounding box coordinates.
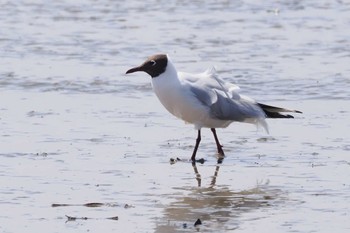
[179,67,240,99]
[180,67,269,132]
[189,84,265,121]
[210,91,266,122]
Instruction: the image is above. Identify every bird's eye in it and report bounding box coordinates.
[150,60,156,66]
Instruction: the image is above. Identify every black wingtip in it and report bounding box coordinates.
[265,112,295,118]
[258,103,302,118]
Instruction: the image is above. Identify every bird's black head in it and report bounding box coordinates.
[126,54,168,78]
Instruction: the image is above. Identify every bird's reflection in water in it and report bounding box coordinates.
[192,156,224,188]
[155,156,282,232]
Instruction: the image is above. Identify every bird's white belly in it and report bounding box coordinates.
[153,85,230,129]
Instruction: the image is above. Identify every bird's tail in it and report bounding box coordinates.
[258,103,302,118]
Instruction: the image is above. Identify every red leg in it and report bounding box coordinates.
[190,130,201,161]
[211,128,224,155]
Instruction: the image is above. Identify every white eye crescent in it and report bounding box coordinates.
[150,60,156,66]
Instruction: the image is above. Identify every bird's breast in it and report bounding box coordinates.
[152,79,209,125]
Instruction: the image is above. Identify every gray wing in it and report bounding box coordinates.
[211,91,265,121]
[189,84,266,122]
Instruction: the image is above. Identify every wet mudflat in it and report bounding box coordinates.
[1,1,350,232]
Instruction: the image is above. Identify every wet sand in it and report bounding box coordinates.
[1,91,349,232]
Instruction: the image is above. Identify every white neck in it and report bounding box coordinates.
[151,58,180,89]
[150,58,183,116]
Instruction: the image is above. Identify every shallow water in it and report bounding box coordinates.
[1,0,350,232]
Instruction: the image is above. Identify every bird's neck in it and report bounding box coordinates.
[152,61,180,89]
[150,61,184,116]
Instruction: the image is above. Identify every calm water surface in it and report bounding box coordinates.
[1,0,350,232]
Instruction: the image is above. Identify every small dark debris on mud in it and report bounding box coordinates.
[169,157,182,164]
[65,215,118,222]
[124,203,135,209]
[194,218,202,226]
[170,157,207,164]
[52,202,125,208]
[65,215,88,221]
[35,152,48,157]
[194,158,206,164]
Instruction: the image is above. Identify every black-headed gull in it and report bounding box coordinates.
[126,54,301,162]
